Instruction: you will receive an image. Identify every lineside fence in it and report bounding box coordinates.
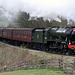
[63,59,75,75]
[0,57,75,75]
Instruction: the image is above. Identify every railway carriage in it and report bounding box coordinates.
[12,28,35,42]
[0,28,4,37]
[2,28,14,39]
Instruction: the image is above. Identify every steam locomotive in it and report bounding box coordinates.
[0,26,75,55]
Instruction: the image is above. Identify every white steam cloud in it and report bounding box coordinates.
[0,0,75,21]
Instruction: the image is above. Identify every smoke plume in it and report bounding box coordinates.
[0,0,75,21]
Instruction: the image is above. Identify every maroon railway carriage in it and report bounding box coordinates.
[0,28,4,37]
[2,28,14,39]
[12,28,34,42]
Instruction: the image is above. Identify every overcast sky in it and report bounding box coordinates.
[0,0,75,21]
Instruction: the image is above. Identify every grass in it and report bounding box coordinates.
[0,68,67,75]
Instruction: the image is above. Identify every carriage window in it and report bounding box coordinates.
[17,31,18,37]
[23,32,24,37]
[15,31,16,36]
[15,31,17,36]
[21,32,22,37]
[27,32,29,37]
[24,32,26,38]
